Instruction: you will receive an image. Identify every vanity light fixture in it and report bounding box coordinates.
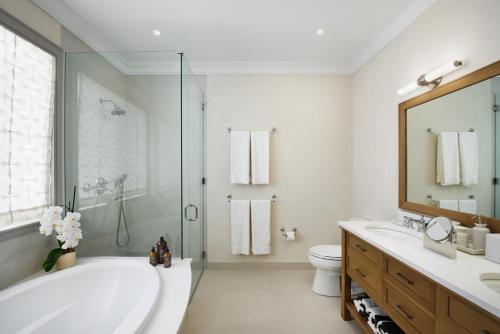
[316,28,325,35]
[153,29,161,36]
[397,60,463,96]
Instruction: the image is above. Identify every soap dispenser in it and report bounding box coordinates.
[472,215,490,250]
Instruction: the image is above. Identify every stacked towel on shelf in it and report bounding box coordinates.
[351,289,404,334]
[377,320,405,334]
[351,282,366,298]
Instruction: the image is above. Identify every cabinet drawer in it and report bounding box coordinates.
[383,281,434,334]
[385,257,435,313]
[437,288,500,334]
[347,245,382,299]
[347,233,383,266]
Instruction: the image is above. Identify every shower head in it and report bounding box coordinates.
[111,106,127,116]
[113,173,128,188]
[99,98,127,116]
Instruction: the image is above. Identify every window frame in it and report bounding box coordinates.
[0,8,64,237]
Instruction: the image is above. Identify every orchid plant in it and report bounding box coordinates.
[39,206,83,272]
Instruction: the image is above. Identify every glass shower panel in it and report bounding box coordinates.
[64,51,183,257]
[181,55,205,293]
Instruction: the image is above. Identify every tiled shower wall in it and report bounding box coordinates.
[77,74,147,204]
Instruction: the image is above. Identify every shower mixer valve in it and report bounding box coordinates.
[82,177,109,195]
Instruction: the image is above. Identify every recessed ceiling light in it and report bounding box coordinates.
[316,28,325,35]
[153,30,161,36]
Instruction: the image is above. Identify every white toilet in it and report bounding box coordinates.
[308,245,342,297]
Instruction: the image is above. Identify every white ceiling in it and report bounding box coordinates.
[34,0,435,74]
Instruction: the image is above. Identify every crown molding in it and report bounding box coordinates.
[34,0,435,76]
[186,61,353,75]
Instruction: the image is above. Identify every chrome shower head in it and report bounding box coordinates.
[111,107,127,116]
[99,98,127,116]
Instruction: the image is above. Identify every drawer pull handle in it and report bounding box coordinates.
[396,272,414,285]
[395,304,413,320]
[355,244,367,252]
[480,331,490,334]
[355,268,367,278]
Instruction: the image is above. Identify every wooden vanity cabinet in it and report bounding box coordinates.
[341,229,500,334]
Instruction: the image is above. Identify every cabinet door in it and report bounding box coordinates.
[436,287,500,334]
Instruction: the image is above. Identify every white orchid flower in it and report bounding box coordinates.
[39,206,83,250]
[39,206,63,236]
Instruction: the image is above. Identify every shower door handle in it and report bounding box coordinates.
[184,204,199,222]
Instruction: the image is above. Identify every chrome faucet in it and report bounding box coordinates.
[402,215,427,232]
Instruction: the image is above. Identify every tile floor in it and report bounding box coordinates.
[181,269,363,334]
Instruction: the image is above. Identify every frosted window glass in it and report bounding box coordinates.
[0,24,56,227]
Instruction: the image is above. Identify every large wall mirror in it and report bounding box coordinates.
[399,61,500,232]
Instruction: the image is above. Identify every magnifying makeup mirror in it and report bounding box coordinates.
[425,216,453,242]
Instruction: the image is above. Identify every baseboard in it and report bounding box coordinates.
[206,261,313,270]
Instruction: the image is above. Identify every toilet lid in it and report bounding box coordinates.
[309,245,341,260]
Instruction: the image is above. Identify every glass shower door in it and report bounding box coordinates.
[181,55,205,293]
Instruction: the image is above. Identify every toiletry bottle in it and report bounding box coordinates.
[164,246,172,268]
[454,224,468,247]
[158,237,167,264]
[149,247,158,266]
[472,215,490,250]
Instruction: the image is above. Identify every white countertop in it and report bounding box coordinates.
[338,220,500,318]
[143,258,192,334]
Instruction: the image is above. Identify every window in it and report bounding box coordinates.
[0,15,60,229]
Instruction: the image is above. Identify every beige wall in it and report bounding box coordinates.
[0,0,61,46]
[206,75,352,263]
[407,79,494,216]
[352,0,500,220]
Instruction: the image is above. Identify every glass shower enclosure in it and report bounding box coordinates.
[64,51,204,293]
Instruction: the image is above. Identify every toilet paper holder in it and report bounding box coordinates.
[280,226,297,238]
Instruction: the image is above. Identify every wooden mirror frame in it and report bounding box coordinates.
[399,60,500,233]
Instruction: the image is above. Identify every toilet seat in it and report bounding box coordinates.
[309,245,341,261]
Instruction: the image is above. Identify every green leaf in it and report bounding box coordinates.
[42,248,63,272]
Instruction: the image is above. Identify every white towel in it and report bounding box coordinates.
[436,132,460,185]
[458,132,479,185]
[250,200,271,255]
[459,199,477,214]
[250,131,270,184]
[231,131,250,184]
[230,200,250,255]
[438,200,459,211]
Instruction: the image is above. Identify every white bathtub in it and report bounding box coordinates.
[0,258,160,334]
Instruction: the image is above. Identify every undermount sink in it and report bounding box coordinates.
[364,225,422,243]
[480,273,500,294]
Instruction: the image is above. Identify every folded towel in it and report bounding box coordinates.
[459,199,477,214]
[250,131,270,184]
[371,315,391,326]
[437,132,460,185]
[377,320,404,334]
[351,286,366,298]
[250,200,271,255]
[459,131,478,185]
[438,199,459,211]
[231,131,250,184]
[367,307,386,324]
[230,200,250,255]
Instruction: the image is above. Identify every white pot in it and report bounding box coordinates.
[56,251,76,270]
